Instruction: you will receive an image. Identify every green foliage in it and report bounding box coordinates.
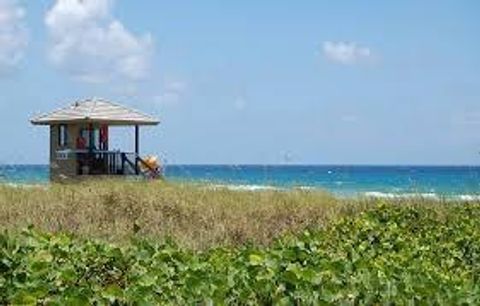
[2,203,480,304]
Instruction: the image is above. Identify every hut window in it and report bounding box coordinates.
[58,124,68,147]
[79,127,100,150]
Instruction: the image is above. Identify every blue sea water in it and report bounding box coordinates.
[1,164,480,199]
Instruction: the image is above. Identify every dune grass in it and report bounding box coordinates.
[0,180,375,249]
[2,180,480,303]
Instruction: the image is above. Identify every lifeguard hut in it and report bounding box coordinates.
[31,98,161,181]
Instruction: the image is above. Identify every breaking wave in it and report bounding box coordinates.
[363,191,480,201]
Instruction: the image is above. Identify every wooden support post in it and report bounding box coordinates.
[88,123,94,152]
[121,152,126,175]
[135,125,139,175]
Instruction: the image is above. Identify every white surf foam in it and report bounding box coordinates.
[363,191,439,200]
[0,182,48,189]
[363,191,480,202]
[208,184,281,192]
[454,195,480,201]
[210,184,325,192]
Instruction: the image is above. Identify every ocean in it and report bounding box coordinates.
[1,164,480,199]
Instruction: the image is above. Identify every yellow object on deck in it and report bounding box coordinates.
[140,155,160,172]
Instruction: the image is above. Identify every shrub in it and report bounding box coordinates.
[2,203,480,304]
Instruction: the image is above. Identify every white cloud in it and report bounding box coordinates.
[154,80,187,107]
[322,41,372,65]
[45,0,153,83]
[0,0,27,73]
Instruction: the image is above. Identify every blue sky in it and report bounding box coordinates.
[0,0,479,165]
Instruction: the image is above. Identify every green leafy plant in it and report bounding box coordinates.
[2,203,480,304]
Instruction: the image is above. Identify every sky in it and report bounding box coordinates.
[0,0,479,165]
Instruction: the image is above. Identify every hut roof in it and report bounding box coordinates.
[31,98,159,126]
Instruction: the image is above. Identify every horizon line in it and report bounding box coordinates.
[2,163,480,168]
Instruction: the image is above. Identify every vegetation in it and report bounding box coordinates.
[0,180,367,249]
[1,181,480,304]
[2,203,480,304]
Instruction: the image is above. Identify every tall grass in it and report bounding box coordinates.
[0,180,469,249]
[0,180,375,249]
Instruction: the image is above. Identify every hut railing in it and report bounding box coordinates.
[56,150,137,176]
[55,149,161,178]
